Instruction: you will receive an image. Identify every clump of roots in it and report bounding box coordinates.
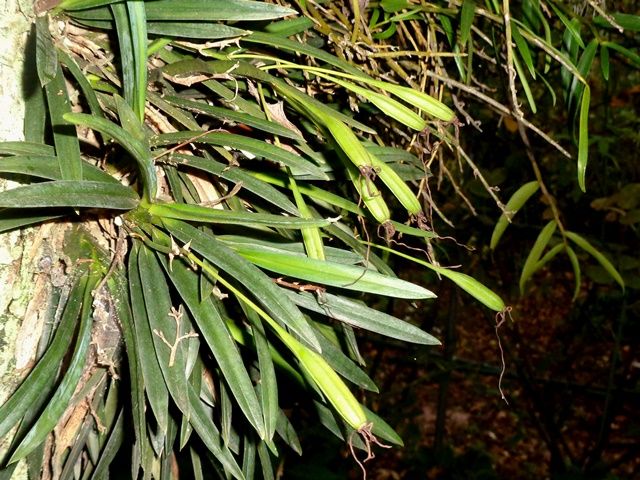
[348,423,392,479]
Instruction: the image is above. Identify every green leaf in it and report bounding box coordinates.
[565,246,581,300]
[146,22,248,39]
[313,325,378,391]
[594,12,640,31]
[9,273,97,463]
[0,141,54,156]
[43,58,83,181]
[35,16,58,87]
[533,243,564,271]
[126,1,147,121]
[577,85,590,192]
[600,44,610,81]
[159,218,321,351]
[286,290,439,344]
[548,1,585,49]
[0,155,119,183]
[64,112,156,202]
[232,246,435,299]
[187,387,245,479]
[0,210,64,234]
[127,243,170,434]
[148,203,330,229]
[170,154,299,215]
[0,181,138,209]
[566,231,624,290]
[160,252,267,439]
[0,275,86,440]
[490,181,539,249]
[138,246,192,417]
[512,25,536,78]
[363,405,403,446]
[151,131,328,180]
[163,96,303,140]
[459,0,475,46]
[69,0,295,20]
[252,320,278,443]
[519,220,557,294]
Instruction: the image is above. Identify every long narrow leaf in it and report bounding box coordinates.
[566,231,624,290]
[0,181,138,209]
[519,220,557,294]
[159,217,320,351]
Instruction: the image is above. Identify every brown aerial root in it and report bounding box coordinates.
[348,422,392,480]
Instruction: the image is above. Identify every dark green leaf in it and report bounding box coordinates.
[159,217,321,351]
[459,0,475,45]
[0,142,54,156]
[286,290,440,345]
[151,131,328,180]
[9,273,97,463]
[520,220,557,294]
[160,252,267,439]
[0,210,64,234]
[35,16,58,87]
[0,155,119,183]
[0,275,86,440]
[64,112,156,202]
[0,181,138,209]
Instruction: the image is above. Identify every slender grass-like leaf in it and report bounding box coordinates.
[0,142,54,156]
[159,217,320,351]
[125,1,147,121]
[243,31,364,76]
[519,220,557,294]
[313,326,378,392]
[513,54,537,113]
[69,0,295,20]
[148,203,329,229]
[363,405,403,446]
[138,246,192,418]
[367,244,505,311]
[43,59,83,181]
[111,3,136,119]
[163,96,303,140]
[232,246,435,299]
[533,243,564,271]
[565,245,582,300]
[89,410,124,480]
[512,25,536,78]
[106,275,147,478]
[128,243,170,434]
[187,387,245,480]
[0,155,119,183]
[548,0,585,48]
[114,94,147,142]
[0,181,138,209]
[160,252,267,439]
[9,272,97,463]
[577,85,590,192]
[459,0,475,46]
[490,181,539,249]
[275,410,301,454]
[64,112,157,201]
[151,131,328,180]
[218,237,364,266]
[0,211,64,234]
[252,319,278,443]
[600,44,610,80]
[171,154,298,215]
[566,231,624,290]
[285,290,439,344]
[0,275,86,440]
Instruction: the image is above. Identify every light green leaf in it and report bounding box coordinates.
[0,181,138,209]
[566,231,624,290]
[0,141,54,156]
[490,181,539,249]
[232,246,435,299]
[565,245,582,300]
[519,220,557,294]
[577,85,590,192]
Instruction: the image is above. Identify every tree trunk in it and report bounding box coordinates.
[0,1,39,477]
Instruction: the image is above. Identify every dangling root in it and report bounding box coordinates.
[348,422,392,480]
